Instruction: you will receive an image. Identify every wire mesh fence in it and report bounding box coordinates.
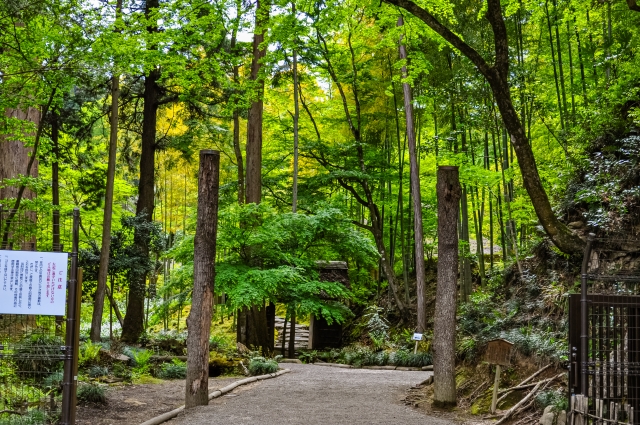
[570,235,640,425]
[0,315,67,424]
[0,207,79,425]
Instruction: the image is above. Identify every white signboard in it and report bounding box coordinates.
[412,333,423,341]
[0,250,69,315]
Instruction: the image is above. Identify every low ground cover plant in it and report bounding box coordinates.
[248,356,279,375]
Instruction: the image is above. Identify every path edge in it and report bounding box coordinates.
[139,369,291,425]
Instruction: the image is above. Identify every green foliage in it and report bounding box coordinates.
[330,344,432,368]
[535,389,569,412]
[43,371,64,389]
[157,203,377,328]
[248,357,279,375]
[0,409,49,425]
[298,351,318,364]
[14,334,64,376]
[79,341,102,366]
[88,366,109,378]
[0,382,46,412]
[566,134,640,231]
[80,214,164,297]
[146,330,188,355]
[76,383,106,404]
[111,363,132,381]
[501,328,566,364]
[157,359,187,380]
[128,348,154,374]
[209,334,233,351]
[363,306,390,343]
[389,350,432,368]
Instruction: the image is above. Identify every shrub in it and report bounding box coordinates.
[112,363,132,381]
[147,330,187,355]
[500,328,566,364]
[88,366,109,378]
[14,334,64,375]
[209,334,232,351]
[157,360,187,379]
[248,357,278,375]
[43,371,64,389]
[391,351,432,367]
[76,383,106,404]
[535,389,569,412]
[339,345,373,367]
[0,409,49,425]
[79,341,102,366]
[127,349,153,374]
[298,351,318,364]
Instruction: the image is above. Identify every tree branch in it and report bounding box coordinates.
[382,0,493,77]
[351,220,373,232]
[316,30,360,141]
[485,0,510,78]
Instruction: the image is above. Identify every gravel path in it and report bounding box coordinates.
[166,363,456,425]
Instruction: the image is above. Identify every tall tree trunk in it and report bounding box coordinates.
[51,111,60,251]
[433,166,461,408]
[397,16,426,332]
[566,21,576,123]
[384,0,584,255]
[388,55,408,302]
[230,0,244,207]
[121,64,161,344]
[0,107,40,202]
[545,0,565,131]
[90,71,121,343]
[586,11,598,87]
[574,18,588,101]
[460,185,472,301]
[552,0,568,121]
[238,0,271,351]
[245,0,269,206]
[185,150,220,408]
[292,2,300,213]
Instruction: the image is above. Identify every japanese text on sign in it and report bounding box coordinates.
[0,250,69,315]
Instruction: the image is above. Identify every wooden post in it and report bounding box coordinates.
[433,166,461,408]
[185,150,220,408]
[491,365,501,414]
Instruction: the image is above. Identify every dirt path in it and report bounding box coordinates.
[165,363,456,425]
[75,376,240,425]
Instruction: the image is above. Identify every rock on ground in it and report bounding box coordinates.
[166,363,455,425]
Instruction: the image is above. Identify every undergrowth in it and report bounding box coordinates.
[248,357,278,375]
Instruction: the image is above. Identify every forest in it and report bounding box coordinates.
[1,0,640,423]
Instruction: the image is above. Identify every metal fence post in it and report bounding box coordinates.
[580,233,595,397]
[61,208,80,425]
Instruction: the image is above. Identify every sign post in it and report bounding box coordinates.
[412,332,423,354]
[484,339,514,414]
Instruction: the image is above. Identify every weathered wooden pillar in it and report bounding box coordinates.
[185,150,220,408]
[433,165,461,408]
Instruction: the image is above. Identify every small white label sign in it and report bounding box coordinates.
[412,333,423,341]
[0,250,69,315]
